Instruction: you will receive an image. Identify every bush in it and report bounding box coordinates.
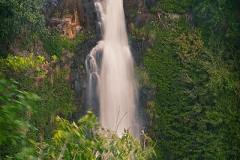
[156,0,191,13]
[0,79,40,157]
[42,29,92,57]
[16,111,156,160]
[0,0,46,57]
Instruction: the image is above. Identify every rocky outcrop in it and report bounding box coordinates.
[123,0,152,28]
[63,0,158,123]
[81,0,97,32]
[56,14,82,38]
[43,0,155,37]
[43,0,97,38]
[70,35,99,116]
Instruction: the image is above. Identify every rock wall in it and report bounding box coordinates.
[124,0,151,28]
[69,0,155,121]
[71,36,99,117]
[42,0,155,36]
[43,0,97,37]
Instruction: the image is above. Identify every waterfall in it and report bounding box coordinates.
[86,0,138,137]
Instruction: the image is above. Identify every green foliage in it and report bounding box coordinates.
[146,101,155,109]
[15,32,40,52]
[0,0,238,159]
[129,21,159,41]
[14,65,77,142]
[129,23,146,40]
[1,53,76,141]
[42,29,93,57]
[150,7,158,13]
[63,9,70,14]
[174,28,203,63]
[54,11,61,18]
[135,67,155,88]
[0,0,46,57]
[0,79,40,157]
[192,0,240,44]
[189,2,240,158]
[5,53,47,76]
[51,55,58,62]
[0,78,155,159]
[156,0,191,13]
[141,10,240,159]
[131,9,138,17]
[16,111,156,160]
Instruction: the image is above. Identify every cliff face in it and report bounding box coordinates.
[43,0,153,37]
[40,0,154,121]
[68,0,154,120]
[124,0,151,28]
[43,0,96,38]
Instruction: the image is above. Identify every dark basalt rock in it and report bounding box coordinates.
[145,0,157,10]
[145,0,152,9]
[81,0,97,32]
[140,86,154,104]
[129,38,153,66]
[70,0,155,122]
[70,35,100,119]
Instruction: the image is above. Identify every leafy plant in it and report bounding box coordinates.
[42,29,92,58]
[156,0,191,13]
[135,67,155,88]
[146,101,155,109]
[0,0,46,57]
[54,11,60,18]
[174,28,203,63]
[16,111,156,160]
[131,9,138,17]
[15,65,77,143]
[63,9,70,14]
[150,7,158,13]
[5,53,47,77]
[0,79,40,157]
[129,21,159,41]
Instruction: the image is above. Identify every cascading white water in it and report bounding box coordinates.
[86,0,138,137]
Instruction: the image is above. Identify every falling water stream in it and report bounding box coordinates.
[86,0,138,137]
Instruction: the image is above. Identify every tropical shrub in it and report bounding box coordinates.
[0,79,40,157]
[141,10,240,159]
[15,111,156,160]
[156,0,191,13]
[5,53,47,75]
[42,29,92,58]
[174,28,203,63]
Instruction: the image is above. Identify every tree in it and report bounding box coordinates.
[142,14,240,158]
[192,0,240,44]
[0,0,46,57]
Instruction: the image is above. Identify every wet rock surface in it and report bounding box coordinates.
[123,0,152,28]
[69,36,100,121]
[69,0,155,121]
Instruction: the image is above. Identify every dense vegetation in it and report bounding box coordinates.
[132,0,240,159]
[0,0,46,57]
[0,0,239,159]
[0,0,155,159]
[0,78,155,159]
[42,28,93,58]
